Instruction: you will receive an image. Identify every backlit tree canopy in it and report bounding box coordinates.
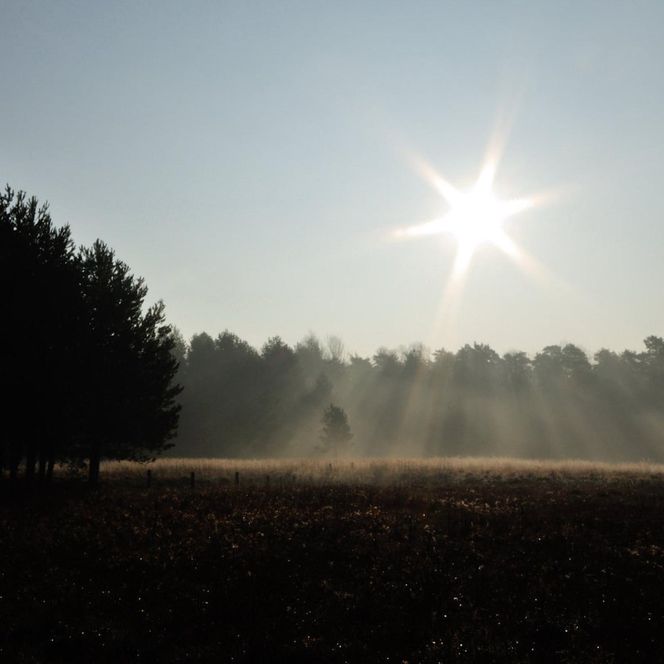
[0,187,181,482]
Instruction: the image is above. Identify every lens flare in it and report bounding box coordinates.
[391,140,559,351]
[395,157,533,278]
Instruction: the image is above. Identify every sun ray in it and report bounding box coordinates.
[452,239,476,278]
[475,159,497,195]
[492,229,520,258]
[397,152,540,278]
[394,218,446,238]
[393,145,557,350]
[407,154,462,207]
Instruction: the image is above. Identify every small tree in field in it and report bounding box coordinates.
[319,404,353,457]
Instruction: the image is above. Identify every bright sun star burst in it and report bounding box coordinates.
[397,157,534,279]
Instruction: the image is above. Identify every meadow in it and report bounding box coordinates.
[3,457,664,662]
[101,455,664,486]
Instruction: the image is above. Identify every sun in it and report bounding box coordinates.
[447,184,511,250]
[396,158,533,277]
[391,138,554,351]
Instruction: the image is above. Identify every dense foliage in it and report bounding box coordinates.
[319,404,354,456]
[175,333,664,461]
[0,187,181,481]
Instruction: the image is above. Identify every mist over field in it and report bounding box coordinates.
[172,331,664,463]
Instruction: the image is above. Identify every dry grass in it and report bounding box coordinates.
[6,458,664,661]
[8,456,664,660]
[97,455,664,485]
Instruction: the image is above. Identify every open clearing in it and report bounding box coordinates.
[3,457,664,662]
[102,455,664,485]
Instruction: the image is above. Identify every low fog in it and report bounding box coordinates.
[173,332,664,462]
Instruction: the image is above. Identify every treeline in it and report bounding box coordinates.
[175,333,664,461]
[5,184,664,473]
[1,187,181,483]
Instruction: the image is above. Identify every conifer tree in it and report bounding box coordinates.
[319,404,353,457]
[78,240,181,482]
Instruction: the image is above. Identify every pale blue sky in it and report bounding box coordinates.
[2,1,663,356]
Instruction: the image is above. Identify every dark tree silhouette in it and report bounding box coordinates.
[0,187,82,482]
[2,188,182,484]
[319,404,353,457]
[259,337,302,453]
[172,332,664,462]
[78,240,181,483]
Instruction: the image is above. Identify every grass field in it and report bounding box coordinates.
[100,455,664,485]
[3,457,664,662]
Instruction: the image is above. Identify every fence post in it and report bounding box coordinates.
[265,474,270,488]
[235,471,240,487]
[147,469,152,488]
[190,471,195,490]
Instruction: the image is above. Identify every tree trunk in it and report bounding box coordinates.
[9,441,19,482]
[46,449,55,483]
[89,446,101,485]
[38,450,47,483]
[25,443,37,483]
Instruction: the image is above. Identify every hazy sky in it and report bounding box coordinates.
[3,1,664,357]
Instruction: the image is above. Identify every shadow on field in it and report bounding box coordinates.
[1,477,663,662]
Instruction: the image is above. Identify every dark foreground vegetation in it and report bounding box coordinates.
[1,186,181,483]
[2,474,664,663]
